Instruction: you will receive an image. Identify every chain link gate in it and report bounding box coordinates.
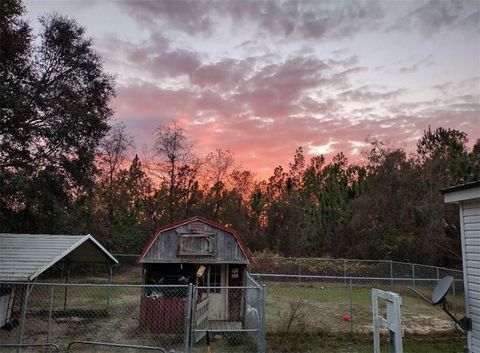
[185,275,266,353]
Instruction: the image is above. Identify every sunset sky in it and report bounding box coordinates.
[25,0,479,179]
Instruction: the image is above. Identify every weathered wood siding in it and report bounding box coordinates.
[462,198,480,352]
[142,221,248,264]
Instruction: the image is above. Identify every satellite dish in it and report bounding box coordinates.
[418,276,472,332]
[432,276,454,305]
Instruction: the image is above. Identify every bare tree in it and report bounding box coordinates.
[204,149,235,218]
[153,120,192,222]
[98,123,133,225]
[99,123,133,186]
[205,149,234,186]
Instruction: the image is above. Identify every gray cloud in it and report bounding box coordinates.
[100,33,201,79]
[339,86,404,102]
[399,54,435,73]
[390,0,479,35]
[118,0,385,40]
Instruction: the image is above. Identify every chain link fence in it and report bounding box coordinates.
[248,256,464,282]
[110,254,463,284]
[0,282,265,353]
[0,256,465,352]
[250,273,464,339]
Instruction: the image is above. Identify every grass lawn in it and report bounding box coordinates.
[267,334,467,353]
[265,282,464,335]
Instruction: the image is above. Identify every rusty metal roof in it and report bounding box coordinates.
[0,233,118,282]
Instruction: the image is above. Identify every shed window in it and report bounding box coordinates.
[178,234,213,256]
[209,265,221,293]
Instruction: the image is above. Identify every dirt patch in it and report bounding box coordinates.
[404,315,454,334]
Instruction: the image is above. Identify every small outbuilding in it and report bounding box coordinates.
[443,180,480,353]
[137,216,251,333]
[0,233,118,282]
[0,233,118,329]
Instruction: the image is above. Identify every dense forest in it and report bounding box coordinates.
[1,1,479,267]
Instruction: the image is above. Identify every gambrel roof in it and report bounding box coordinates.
[137,216,251,264]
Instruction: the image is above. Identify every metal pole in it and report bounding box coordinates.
[63,263,70,312]
[452,280,457,330]
[184,284,193,353]
[47,286,54,343]
[436,268,440,280]
[349,278,353,335]
[297,259,301,286]
[106,264,113,311]
[372,290,380,353]
[412,264,415,289]
[16,284,30,353]
[344,259,347,288]
[390,260,394,287]
[259,285,266,353]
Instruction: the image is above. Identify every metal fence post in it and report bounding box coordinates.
[106,264,113,311]
[259,285,266,353]
[16,284,30,353]
[452,280,457,330]
[184,284,193,353]
[390,260,394,287]
[344,259,347,288]
[412,264,415,289]
[349,278,353,335]
[47,286,54,343]
[297,259,301,286]
[63,263,70,312]
[436,268,440,280]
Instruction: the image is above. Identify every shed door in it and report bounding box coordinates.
[208,264,227,320]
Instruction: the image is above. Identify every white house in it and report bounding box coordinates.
[444,181,480,353]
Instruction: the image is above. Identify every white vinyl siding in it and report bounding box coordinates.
[463,199,480,352]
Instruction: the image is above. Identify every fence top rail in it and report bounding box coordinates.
[250,257,463,273]
[0,282,264,290]
[196,286,262,290]
[111,254,463,273]
[250,273,464,282]
[0,281,190,288]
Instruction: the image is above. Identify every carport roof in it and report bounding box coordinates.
[0,233,118,282]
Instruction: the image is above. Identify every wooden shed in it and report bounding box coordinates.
[137,216,251,332]
[443,181,480,353]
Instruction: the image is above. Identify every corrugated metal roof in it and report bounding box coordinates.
[0,233,118,282]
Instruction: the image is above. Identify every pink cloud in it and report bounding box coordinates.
[108,46,479,180]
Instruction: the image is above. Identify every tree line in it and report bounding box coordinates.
[1,1,479,267]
